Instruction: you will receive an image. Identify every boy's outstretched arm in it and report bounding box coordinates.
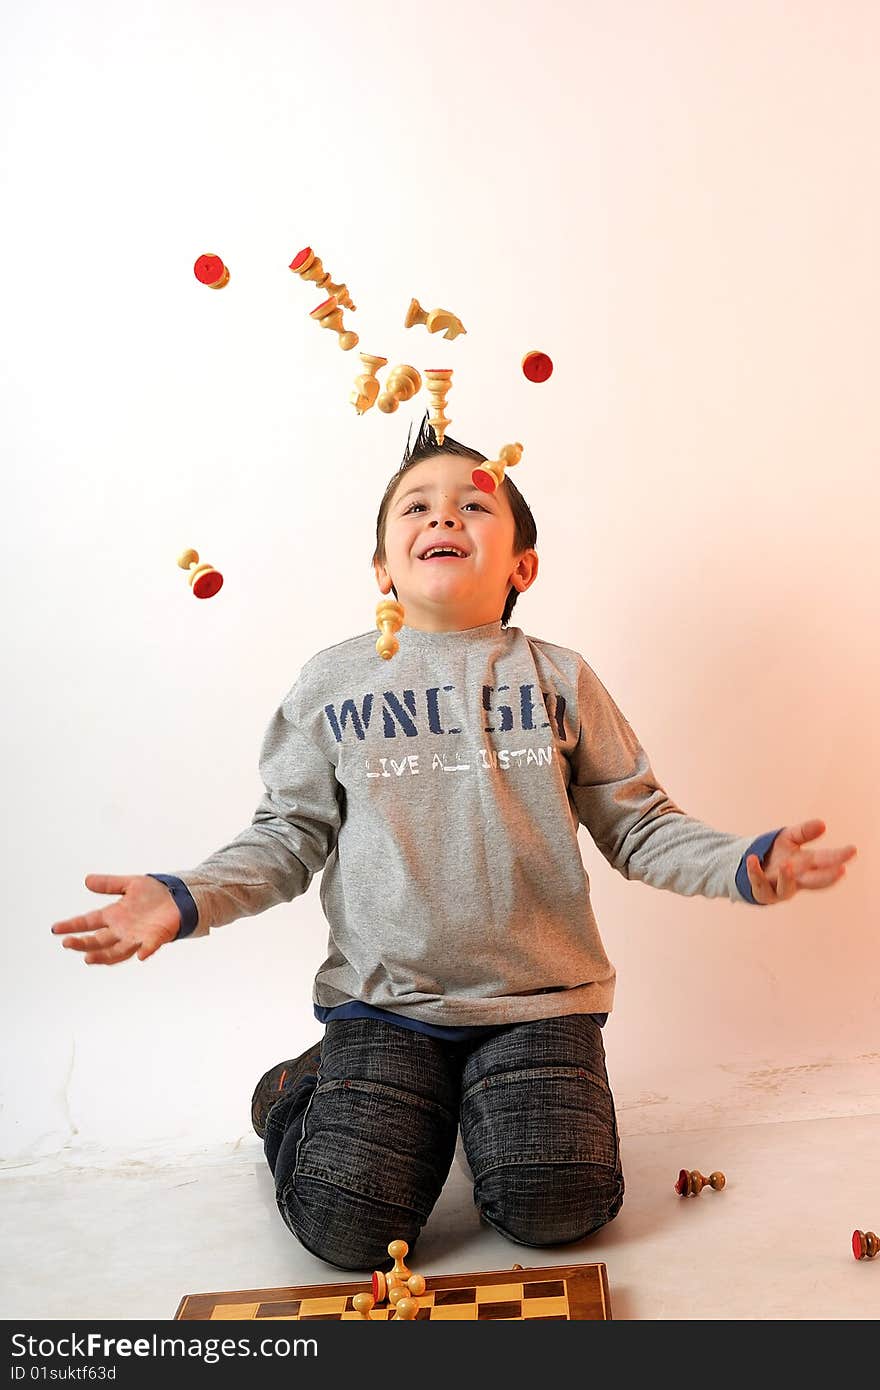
[51,873,182,965]
[745,819,857,904]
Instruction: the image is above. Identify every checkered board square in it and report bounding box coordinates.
[175,1261,612,1321]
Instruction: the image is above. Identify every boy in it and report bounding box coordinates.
[51,415,857,1271]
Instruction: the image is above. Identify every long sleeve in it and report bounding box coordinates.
[568,660,754,901]
[167,691,343,937]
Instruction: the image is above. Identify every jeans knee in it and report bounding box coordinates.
[476,1163,624,1247]
[278,1174,425,1272]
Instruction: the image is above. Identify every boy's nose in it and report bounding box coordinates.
[429,516,460,528]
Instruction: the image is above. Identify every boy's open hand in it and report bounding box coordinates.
[50,874,181,965]
[746,819,857,905]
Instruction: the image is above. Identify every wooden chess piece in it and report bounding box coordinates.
[177,548,223,599]
[376,599,405,660]
[405,296,467,340]
[675,1168,726,1197]
[351,353,388,414]
[289,246,356,310]
[310,296,358,350]
[472,443,523,494]
[351,1292,376,1319]
[852,1229,879,1260]
[193,254,230,289]
[387,1239,412,1282]
[522,350,553,382]
[388,1273,426,1302]
[392,1297,419,1320]
[423,368,453,445]
[377,364,422,414]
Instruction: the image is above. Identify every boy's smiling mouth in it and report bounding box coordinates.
[419,545,470,560]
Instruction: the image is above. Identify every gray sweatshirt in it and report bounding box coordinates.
[169,620,762,1026]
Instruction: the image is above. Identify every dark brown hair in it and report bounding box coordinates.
[372,414,538,626]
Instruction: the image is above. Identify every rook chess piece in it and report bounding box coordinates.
[852,1229,879,1260]
[310,296,358,350]
[675,1168,726,1197]
[376,599,405,661]
[177,548,223,599]
[193,254,230,289]
[289,246,356,310]
[472,443,523,494]
[423,368,453,445]
[351,353,388,414]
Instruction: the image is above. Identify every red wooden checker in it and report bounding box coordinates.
[522,350,553,383]
[194,255,226,287]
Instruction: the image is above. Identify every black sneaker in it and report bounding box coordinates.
[250,1041,322,1139]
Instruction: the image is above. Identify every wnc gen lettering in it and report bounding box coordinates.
[324,683,567,743]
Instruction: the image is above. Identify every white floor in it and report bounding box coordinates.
[2,1112,878,1321]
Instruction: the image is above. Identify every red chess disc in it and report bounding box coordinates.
[675,1170,689,1196]
[852,1230,865,1260]
[311,296,336,317]
[522,350,553,383]
[472,467,496,494]
[192,570,223,599]
[194,254,226,287]
[289,246,312,272]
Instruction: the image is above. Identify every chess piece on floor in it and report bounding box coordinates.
[405,297,467,340]
[289,246,356,310]
[472,442,523,493]
[675,1169,726,1197]
[310,296,358,350]
[193,254,230,289]
[852,1229,879,1260]
[376,599,405,660]
[351,353,388,414]
[177,548,223,599]
[423,368,452,445]
[351,1292,376,1319]
[377,364,422,414]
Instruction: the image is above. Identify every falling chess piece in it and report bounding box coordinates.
[193,254,230,289]
[351,1292,376,1319]
[377,364,422,414]
[852,1229,879,1260]
[404,297,467,341]
[351,353,388,414]
[177,548,223,599]
[310,296,358,350]
[392,1297,419,1321]
[675,1168,726,1197]
[376,599,405,661]
[522,350,553,382]
[423,368,453,445]
[289,246,356,310]
[472,442,523,494]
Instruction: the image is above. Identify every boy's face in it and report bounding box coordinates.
[374,453,538,632]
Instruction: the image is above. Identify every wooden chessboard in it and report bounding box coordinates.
[175,1261,612,1321]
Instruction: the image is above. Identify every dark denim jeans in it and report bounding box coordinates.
[263,1014,624,1271]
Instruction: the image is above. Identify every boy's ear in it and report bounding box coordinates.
[373,557,394,595]
[509,549,539,594]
